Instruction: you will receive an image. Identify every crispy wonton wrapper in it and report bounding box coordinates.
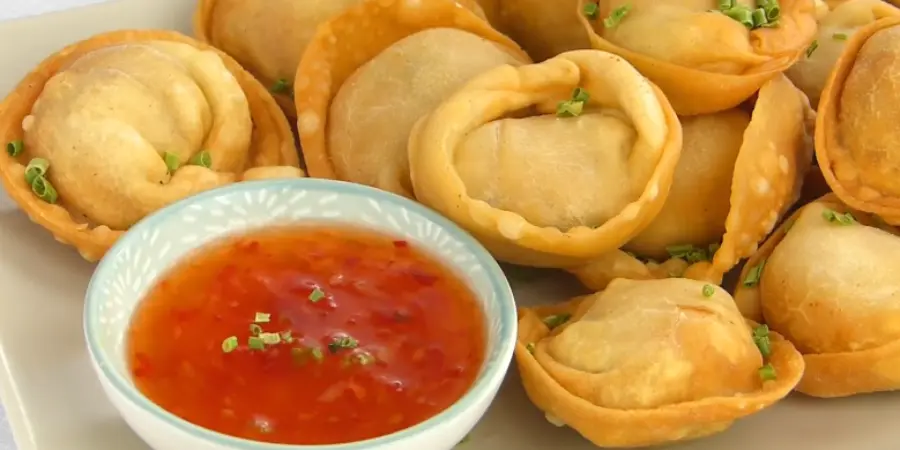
[576,0,818,115]
[816,17,900,225]
[475,0,591,61]
[194,0,487,117]
[570,74,813,289]
[294,0,529,198]
[786,0,900,109]
[516,278,804,448]
[0,30,302,261]
[733,195,900,398]
[408,50,682,268]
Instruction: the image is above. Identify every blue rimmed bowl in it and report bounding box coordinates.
[83,179,516,450]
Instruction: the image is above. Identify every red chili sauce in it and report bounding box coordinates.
[127,225,487,445]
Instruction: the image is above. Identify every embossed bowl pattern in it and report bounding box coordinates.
[83,178,516,450]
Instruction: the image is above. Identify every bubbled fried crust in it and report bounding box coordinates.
[0,30,300,262]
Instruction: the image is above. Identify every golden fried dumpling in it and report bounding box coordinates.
[0,30,302,261]
[294,0,529,198]
[786,0,900,108]
[516,278,804,448]
[194,0,489,116]
[474,0,591,61]
[577,0,817,115]
[733,196,900,398]
[408,50,682,268]
[817,17,900,225]
[570,74,813,289]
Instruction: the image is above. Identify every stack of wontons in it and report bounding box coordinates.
[2,0,900,447]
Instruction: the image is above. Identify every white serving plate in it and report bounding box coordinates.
[0,1,897,449]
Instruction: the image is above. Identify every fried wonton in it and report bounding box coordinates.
[474,0,591,61]
[294,0,529,198]
[576,0,818,115]
[786,0,900,109]
[194,0,488,117]
[0,30,302,261]
[408,50,682,268]
[516,278,804,447]
[733,195,900,398]
[817,17,900,226]
[570,74,813,289]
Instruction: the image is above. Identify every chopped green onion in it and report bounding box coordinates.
[163,152,180,173]
[280,330,294,344]
[571,87,590,103]
[189,150,212,168]
[758,363,777,381]
[822,208,856,225]
[309,287,325,302]
[328,334,359,353]
[221,336,239,353]
[666,244,711,263]
[254,312,271,323]
[271,78,292,95]
[702,284,715,297]
[753,325,772,358]
[24,158,49,185]
[833,32,848,41]
[724,6,754,28]
[249,324,263,336]
[259,332,281,345]
[583,2,599,19]
[352,350,376,366]
[311,347,325,362]
[556,100,584,117]
[526,343,536,354]
[718,0,735,10]
[31,176,58,204]
[743,259,766,288]
[248,336,265,350]
[751,8,768,27]
[542,314,572,330]
[603,4,631,28]
[6,140,23,157]
[806,40,818,58]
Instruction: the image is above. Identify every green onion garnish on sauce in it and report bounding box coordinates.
[189,150,212,168]
[163,152,180,173]
[702,284,715,298]
[542,314,572,330]
[758,363,777,381]
[249,323,263,336]
[222,336,239,353]
[833,32,848,41]
[280,330,294,344]
[311,347,325,362]
[743,259,766,288]
[259,332,281,345]
[248,336,265,350]
[6,140,23,157]
[352,350,376,366]
[309,287,325,302]
[328,334,359,353]
[583,2,599,19]
[603,4,631,28]
[254,312,271,323]
[806,40,819,58]
[753,324,772,358]
[822,208,856,225]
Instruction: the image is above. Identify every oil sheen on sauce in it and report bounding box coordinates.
[127,225,487,444]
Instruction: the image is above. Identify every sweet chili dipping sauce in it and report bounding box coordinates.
[127,225,487,445]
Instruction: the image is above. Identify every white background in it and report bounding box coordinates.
[0,3,112,449]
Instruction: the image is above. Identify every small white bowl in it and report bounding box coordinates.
[83,179,517,450]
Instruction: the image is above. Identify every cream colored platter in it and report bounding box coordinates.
[0,1,898,449]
